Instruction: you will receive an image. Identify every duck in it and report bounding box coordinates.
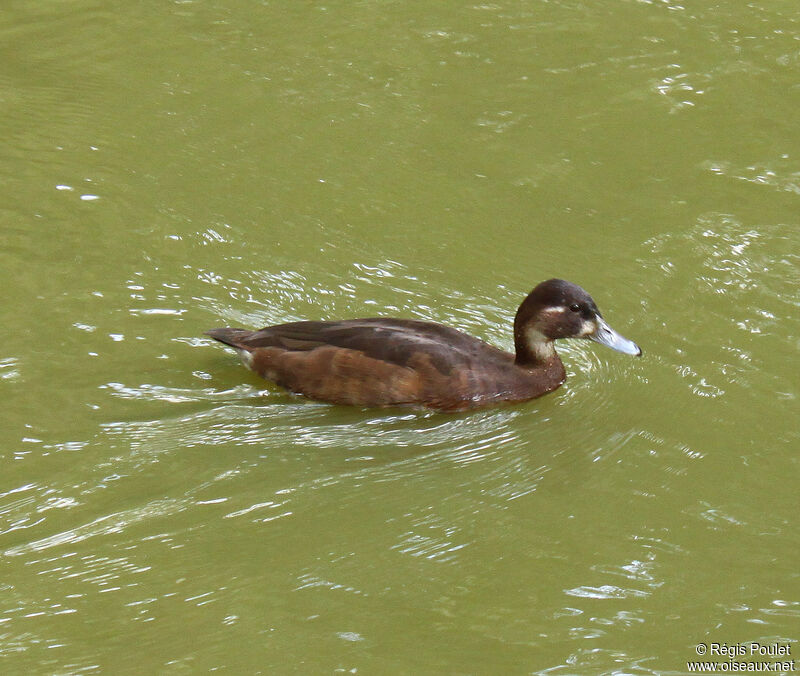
[205,278,641,411]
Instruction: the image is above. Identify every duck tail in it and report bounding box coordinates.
[204,328,254,349]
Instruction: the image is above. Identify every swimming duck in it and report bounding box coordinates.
[205,278,641,411]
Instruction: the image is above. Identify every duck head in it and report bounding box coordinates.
[513,279,642,365]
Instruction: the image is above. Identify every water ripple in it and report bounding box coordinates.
[639,215,799,406]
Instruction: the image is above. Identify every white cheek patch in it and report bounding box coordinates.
[578,320,596,337]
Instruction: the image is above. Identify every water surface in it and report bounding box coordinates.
[1,0,798,673]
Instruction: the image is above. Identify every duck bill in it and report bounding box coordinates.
[589,317,642,356]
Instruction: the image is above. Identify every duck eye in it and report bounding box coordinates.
[569,304,581,313]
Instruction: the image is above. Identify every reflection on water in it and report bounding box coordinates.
[703,159,800,196]
[0,357,21,381]
[641,215,799,404]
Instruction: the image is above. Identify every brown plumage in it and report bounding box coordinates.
[205,279,641,411]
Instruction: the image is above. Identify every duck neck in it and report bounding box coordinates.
[513,321,563,372]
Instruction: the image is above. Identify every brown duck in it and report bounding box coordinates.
[205,278,641,411]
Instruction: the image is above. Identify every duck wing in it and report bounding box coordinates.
[205,318,510,375]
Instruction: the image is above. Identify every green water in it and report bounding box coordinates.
[2,0,798,673]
